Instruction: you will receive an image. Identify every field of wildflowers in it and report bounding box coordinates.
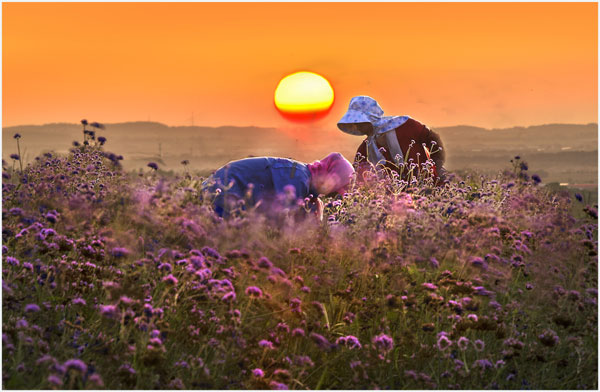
[2,133,597,389]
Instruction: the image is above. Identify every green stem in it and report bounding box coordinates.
[16,139,23,173]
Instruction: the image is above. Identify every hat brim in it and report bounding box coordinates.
[337,110,374,135]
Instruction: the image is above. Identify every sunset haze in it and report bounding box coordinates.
[2,2,598,129]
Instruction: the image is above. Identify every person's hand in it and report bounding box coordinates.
[314,197,324,222]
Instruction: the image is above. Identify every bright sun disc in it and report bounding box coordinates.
[274,71,334,121]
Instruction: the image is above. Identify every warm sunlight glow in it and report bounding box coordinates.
[274,71,334,121]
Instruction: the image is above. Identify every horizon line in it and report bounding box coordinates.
[3,120,598,131]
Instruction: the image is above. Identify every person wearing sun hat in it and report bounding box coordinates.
[202,152,354,219]
[337,95,446,182]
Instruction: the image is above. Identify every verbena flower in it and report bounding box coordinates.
[99,304,118,319]
[336,335,362,349]
[257,257,273,269]
[47,374,63,386]
[473,339,485,352]
[538,329,560,347]
[162,274,178,285]
[252,368,264,378]
[258,339,275,350]
[437,335,452,351]
[24,304,41,313]
[310,332,333,351]
[294,355,314,367]
[474,359,493,370]
[372,333,394,353]
[63,358,87,373]
[457,336,469,351]
[221,291,236,302]
[111,247,131,258]
[269,381,288,390]
[469,256,488,270]
[245,286,263,298]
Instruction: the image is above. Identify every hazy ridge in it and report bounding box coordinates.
[3,122,597,185]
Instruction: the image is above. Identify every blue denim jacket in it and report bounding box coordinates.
[204,157,314,215]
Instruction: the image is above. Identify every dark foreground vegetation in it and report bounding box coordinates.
[2,136,597,389]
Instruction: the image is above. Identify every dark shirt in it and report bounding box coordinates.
[355,118,445,179]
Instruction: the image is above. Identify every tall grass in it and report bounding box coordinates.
[1,141,597,389]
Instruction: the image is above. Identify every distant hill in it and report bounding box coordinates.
[435,123,598,153]
[2,122,597,185]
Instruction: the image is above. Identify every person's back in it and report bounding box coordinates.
[204,157,313,216]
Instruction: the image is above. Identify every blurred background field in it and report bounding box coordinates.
[3,122,597,199]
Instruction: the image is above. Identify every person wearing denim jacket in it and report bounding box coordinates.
[203,152,354,218]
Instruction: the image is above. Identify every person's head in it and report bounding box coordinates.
[308,152,355,195]
[337,96,384,136]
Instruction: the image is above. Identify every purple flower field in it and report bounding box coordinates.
[1,137,598,389]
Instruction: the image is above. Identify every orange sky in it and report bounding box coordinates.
[2,2,598,130]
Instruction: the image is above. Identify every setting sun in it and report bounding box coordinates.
[274,71,334,122]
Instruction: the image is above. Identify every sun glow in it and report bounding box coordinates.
[274,71,334,121]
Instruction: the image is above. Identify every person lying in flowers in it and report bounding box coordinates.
[202,152,355,219]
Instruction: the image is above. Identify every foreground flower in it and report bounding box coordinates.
[474,359,493,371]
[336,335,362,349]
[258,340,275,350]
[372,333,394,353]
[310,332,334,351]
[473,339,485,352]
[63,359,87,373]
[162,274,178,285]
[269,381,288,390]
[252,368,264,378]
[99,304,119,319]
[245,286,263,298]
[24,304,40,313]
[437,335,452,351]
[538,329,560,347]
[257,257,273,269]
[47,374,62,387]
[111,247,131,258]
[222,291,236,302]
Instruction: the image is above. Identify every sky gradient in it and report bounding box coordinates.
[2,2,598,130]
